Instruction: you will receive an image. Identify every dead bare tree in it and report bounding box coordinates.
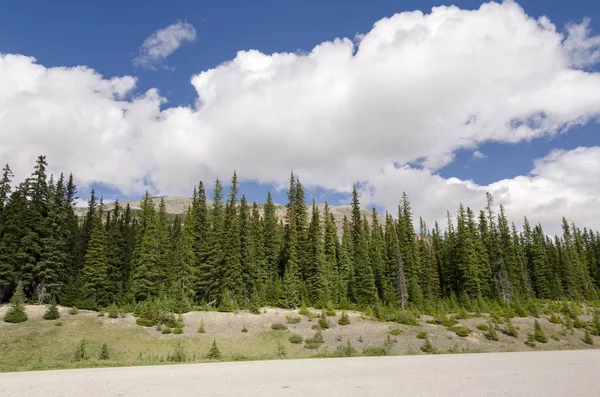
[36,282,47,305]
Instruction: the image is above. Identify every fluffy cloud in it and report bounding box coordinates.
[1,1,600,233]
[472,150,487,160]
[363,147,600,235]
[133,21,196,69]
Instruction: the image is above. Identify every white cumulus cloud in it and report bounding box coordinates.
[134,21,196,70]
[1,1,600,234]
[472,150,488,160]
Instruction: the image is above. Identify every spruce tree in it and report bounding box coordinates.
[172,206,197,300]
[0,166,17,301]
[323,204,339,302]
[3,281,28,323]
[250,202,267,301]
[222,172,244,302]
[349,186,376,306]
[306,200,329,306]
[130,193,162,301]
[36,175,69,302]
[239,195,255,302]
[369,208,387,303]
[80,205,111,307]
[337,216,353,304]
[197,179,225,302]
[263,192,281,283]
[43,299,60,320]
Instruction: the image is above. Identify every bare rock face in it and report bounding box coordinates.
[76,195,384,236]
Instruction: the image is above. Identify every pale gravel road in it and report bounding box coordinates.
[1,350,599,396]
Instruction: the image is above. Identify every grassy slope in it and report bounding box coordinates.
[0,304,598,372]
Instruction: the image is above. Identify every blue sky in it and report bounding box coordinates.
[1,1,599,233]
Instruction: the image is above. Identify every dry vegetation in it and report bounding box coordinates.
[1,301,599,372]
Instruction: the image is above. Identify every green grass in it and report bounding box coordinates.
[0,317,316,372]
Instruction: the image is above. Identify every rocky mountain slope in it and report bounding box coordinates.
[76,195,384,233]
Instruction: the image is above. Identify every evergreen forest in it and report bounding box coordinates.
[1,155,599,312]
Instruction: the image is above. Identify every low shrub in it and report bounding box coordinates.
[305,330,324,345]
[416,331,428,339]
[277,343,287,358]
[271,323,287,331]
[289,334,303,344]
[167,341,187,362]
[324,307,337,317]
[333,340,357,357]
[136,318,156,327]
[198,319,206,333]
[389,328,403,336]
[241,325,248,333]
[299,303,310,316]
[43,301,60,320]
[395,310,420,326]
[162,327,172,334]
[533,320,547,343]
[99,343,110,360]
[311,324,322,331]
[205,339,222,360]
[573,317,588,329]
[304,341,321,349]
[286,315,301,324]
[318,311,330,330]
[548,313,562,324]
[476,323,489,331]
[69,307,79,315]
[4,308,27,324]
[363,346,390,356]
[108,305,119,319]
[73,340,89,361]
[421,337,438,354]
[430,314,457,327]
[455,308,470,320]
[338,311,351,325]
[173,327,183,335]
[583,328,594,345]
[449,325,470,337]
[502,318,519,338]
[484,321,499,341]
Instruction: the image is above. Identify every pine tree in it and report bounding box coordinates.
[3,281,28,323]
[306,200,329,306]
[43,299,60,320]
[0,164,13,213]
[238,195,254,303]
[222,172,244,302]
[197,179,225,302]
[280,220,301,308]
[323,204,339,302]
[452,204,481,298]
[130,193,162,301]
[80,205,111,308]
[349,186,376,306]
[384,213,401,304]
[263,192,280,283]
[397,193,420,301]
[172,206,197,300]
[36,175,69,302]
[337,216,353,304]
[249,202,267,301]
[0,165,16,301]
[191,182,209,268]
